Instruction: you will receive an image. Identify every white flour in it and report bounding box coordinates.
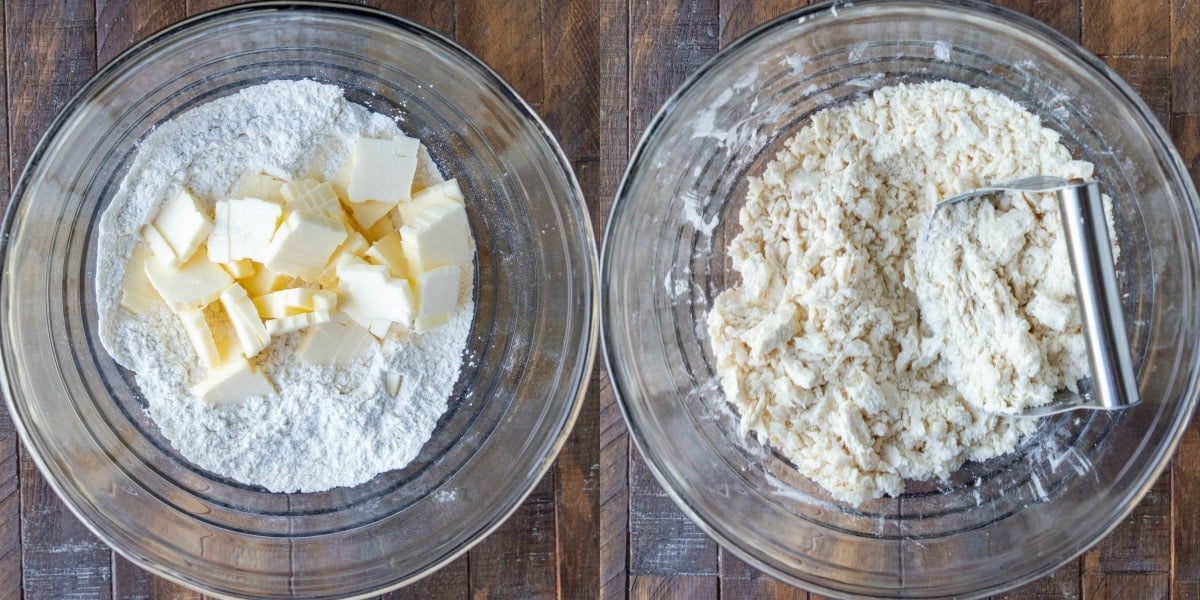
[96,80,474,493]
[707,81,1096,505]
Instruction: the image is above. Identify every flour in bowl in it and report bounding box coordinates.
[707,81,1100,505]
[96,80,474,493]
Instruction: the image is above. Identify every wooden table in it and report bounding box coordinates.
[0,0,1195,598]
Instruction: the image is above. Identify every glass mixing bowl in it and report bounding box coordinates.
[0,3,596,598]
[603,1,1200,597]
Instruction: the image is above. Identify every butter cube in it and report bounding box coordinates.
[414,313,450,333]
[234,172,285,203]
[178,308,222,369]
[315,228,370,288]
[399,179,464,225]
[348,199,396,230]
[279,178,321,203]
[336,258,415,329]
[415,179,465,203]
[265,309,332,336]
[400,201,471,272]
[142,224,181,267]
[299,313,377,366]
[343,136,420,204]
[253,288,337,318]
[414,265,461,319]
[153,189,213,264]
[239,265,292,297]
[221,259,255,279]
[120,245,162,313]
[363,213,398,242]
[368,319,392,338]
[143,252,233,312]
[383,371,402,396]
[207,202,232,263]
[262,210,348,281]
[193,357,275,406]
[286,181,344,221]
[363,231,408,279]
[219,284,270,359]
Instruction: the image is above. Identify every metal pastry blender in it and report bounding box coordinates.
[927,176,1141,417]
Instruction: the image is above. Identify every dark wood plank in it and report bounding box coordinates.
[1173,0,1200,112]
[626,0,719,594]
[93,4,201,597]
[0,0,15,596]
[1082,572,1168,600]
[719,0,809,46]
[95,1,184,66]
[992,559,1081,600]
[1082,0,1169,56]
[1102,56,1170,126]
[1083,472,1170,574]
[111,554,206,600]
[719,552,808,600]
[382,555,469,600]
[364,0,454,35]
[994,0,1081,42]
[454,0,543,111]
[6,1,110,598]
[629,575,719,600]
[451,2,555,598]
[597,0,630,595]
[467,477,558,599]
[539,0,602,598]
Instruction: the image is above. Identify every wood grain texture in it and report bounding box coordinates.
[719,553,808,600]
[7,1,110,598]
[540,0,601,598]
[1173,0,1200,112]
[1083,572,1169,600]
[992,558,1081,600]
[719,0,809,46]
[1104,55,1171,125]
[1084,473,1171,574]
[1083,0,1170,55]
[95,0,182,65]
[365,0,454,35]
[994,0,1081,42]
[0,1,14,597]
[468,477,558,599]
[454,0,543,111]
[625,2,719,595]
[629,574,719,600]
[381,556,469,600]
[597,0,629,595]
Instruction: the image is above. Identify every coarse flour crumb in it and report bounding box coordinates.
[96,80,473,493]
[707,81,1098,505]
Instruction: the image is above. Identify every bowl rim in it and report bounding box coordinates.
[601,0,1200,597]
[0,1,599,598]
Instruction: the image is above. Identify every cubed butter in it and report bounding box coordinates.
[142,224,181,267]
[383,371,402,396]
[120,245,162,313]
[143,252,233,312]
[363,213,398,242]
[240,265,292,297]
[178,308,222,369]
[299,313,377,366]
[414,313,450,333]
[193,357,275,406]
[399,179,464,225]
[153,189,213,264]
[400,200,471,272]
[279,178,321,203]
[262,210,348,281]
[286,181,344,221]
[253,288,337,318]
[221,258,255,279]
[234,172,285,203]
[348,199,396,230]
[265,309,332,336]
[226,197,283,262]
[363,231,408,279]
[414,265,460,319]
[342,136,420,204]
[219,284,270,358]
[336,258,415,329]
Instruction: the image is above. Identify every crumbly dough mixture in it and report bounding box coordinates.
[707,81,1098,505]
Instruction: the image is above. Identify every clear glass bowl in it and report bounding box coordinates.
[603,1,1200,597]
[0,3,597,598]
